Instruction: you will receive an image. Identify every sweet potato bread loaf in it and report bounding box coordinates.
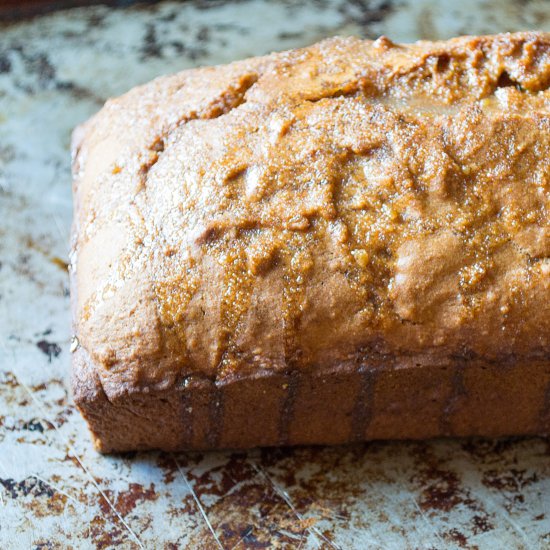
[71,32,550,452]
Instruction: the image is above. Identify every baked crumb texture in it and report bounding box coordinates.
[71,33,550,452]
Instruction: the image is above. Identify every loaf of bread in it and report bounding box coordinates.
[71,32,550,452]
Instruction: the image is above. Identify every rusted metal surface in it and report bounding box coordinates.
[1,1,549,548]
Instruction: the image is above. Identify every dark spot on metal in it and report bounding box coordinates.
[118,450,138,459]
[0,54,11,73]
[339,0,397,36]
[462,437,524,458]
[86,516,126,550]
[445,528,468,547]
[11,48,56,87]
[196,26,209,42]
[33,53,56,83]
[411,445,480,514]
[482,468,538,492]
[167,40,186,55]
[185,452,307,547]
[54,407,73,427]
[85,10,107,29]
[158,9,177,23]
[472,514,494,533]
[0,477,55,499]
[140,23,162,59]
[100,483,158,517]
[194,0,242,10]
[36,340,62,362]
[278,31,304,40]
[190,454,258,499]
[419,469,463,511]
[22,418,46,432]
[55,80,105,105]
[157,453,178,483]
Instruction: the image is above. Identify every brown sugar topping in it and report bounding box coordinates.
[73,33,550,389]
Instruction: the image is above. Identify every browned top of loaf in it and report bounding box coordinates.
[71,32,550,397]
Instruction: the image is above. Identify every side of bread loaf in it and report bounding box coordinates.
[74,346,550,452]
[71,32,550,452]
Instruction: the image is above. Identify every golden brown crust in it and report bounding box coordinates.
[71,32,550,451]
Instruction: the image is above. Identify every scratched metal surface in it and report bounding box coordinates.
[1,1,550,548]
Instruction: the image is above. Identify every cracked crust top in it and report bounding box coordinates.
[71,33,550,399]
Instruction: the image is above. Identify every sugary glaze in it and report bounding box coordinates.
[71,33,550,397]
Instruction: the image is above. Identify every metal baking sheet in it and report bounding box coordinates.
[1,1,549,548]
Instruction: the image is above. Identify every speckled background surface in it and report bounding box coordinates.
[1,1,550,548]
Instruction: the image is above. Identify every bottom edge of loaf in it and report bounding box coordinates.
[72,348,550,453]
